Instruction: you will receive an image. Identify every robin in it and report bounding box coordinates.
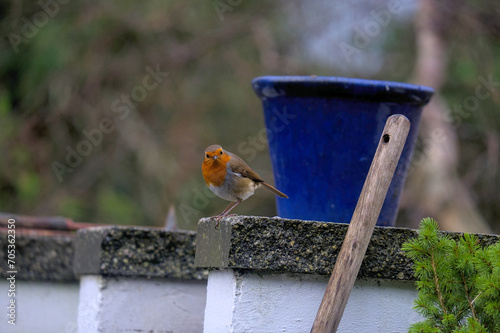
[202,144,288,226]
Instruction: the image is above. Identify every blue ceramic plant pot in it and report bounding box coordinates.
[252,76,434,226]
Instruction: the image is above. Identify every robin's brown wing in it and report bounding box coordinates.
[227,150,288,198]
[226,151,265,183]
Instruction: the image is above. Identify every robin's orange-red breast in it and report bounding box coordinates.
[202,144,288,225]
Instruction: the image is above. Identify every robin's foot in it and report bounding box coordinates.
[214,215,222,229]
[213,214,238,229]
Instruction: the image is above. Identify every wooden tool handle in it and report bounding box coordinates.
[311,114,411,333]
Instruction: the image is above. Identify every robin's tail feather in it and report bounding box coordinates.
[262,182,288,198]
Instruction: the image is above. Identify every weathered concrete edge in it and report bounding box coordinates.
[74,226,208,280]
[73,227,105,276]
[194,218,232,268]
[195,216,500,281]
[0,232,76,282]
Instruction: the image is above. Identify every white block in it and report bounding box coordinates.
[78,275,207,333]
[0,280,79,333]
[203,269,422,333]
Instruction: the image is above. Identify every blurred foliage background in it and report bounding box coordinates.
[0,0,499,233]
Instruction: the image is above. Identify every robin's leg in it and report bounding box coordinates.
[215,199,242,228]
[213,204,232,229]
[220,199,242,217]
[218,200,239,217]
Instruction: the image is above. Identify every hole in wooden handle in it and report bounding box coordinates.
[382,134,390,143]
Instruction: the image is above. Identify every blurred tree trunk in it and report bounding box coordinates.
[404,0,492,233]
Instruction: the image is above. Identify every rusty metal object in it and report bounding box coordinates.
[0,212,99,232]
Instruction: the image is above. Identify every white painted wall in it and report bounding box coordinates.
[204,269,422,333]
[78,275,207,333]
[0,280,79,333]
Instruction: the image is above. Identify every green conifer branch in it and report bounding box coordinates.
[403,218,500,332]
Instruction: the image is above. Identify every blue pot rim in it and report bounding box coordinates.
[252,76,434,106]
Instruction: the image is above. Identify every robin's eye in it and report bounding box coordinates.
[220,151,223,155]
[206,154,209,158]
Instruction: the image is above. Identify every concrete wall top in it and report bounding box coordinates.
[0,231,76,282]
[195,216,499,280]
[74,226,208,280]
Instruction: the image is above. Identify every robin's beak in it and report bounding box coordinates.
[213,155,218,160]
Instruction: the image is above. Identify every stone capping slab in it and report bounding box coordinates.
[74,226,208,280]
[0,232,76,282]
[195,216,500,280]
